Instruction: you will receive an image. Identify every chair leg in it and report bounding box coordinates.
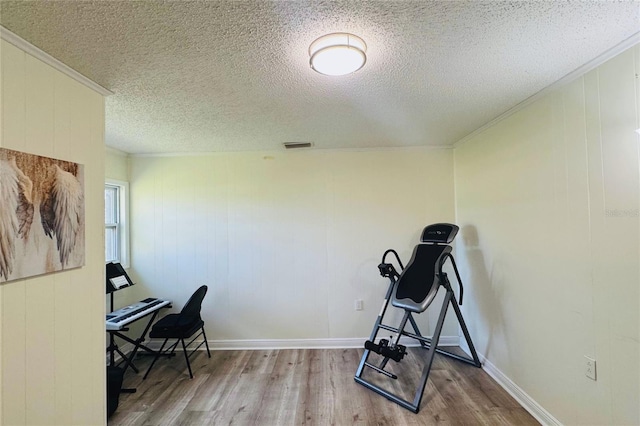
[181,338,194,379]
[143,338,169,380]
[201,326,211,358]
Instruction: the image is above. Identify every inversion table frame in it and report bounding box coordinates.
[354,228,481,413]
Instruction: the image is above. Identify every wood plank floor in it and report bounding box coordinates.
[109,348,539,425]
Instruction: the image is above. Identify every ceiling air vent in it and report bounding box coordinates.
[283,142,313,149]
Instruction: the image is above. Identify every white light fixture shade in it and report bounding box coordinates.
[309,33,367,76]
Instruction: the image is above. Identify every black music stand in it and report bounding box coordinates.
[106,263,172,393]
[106,264,136,364]
[106,262,138,393]
[106,264,132,363]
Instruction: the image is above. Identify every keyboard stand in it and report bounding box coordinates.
[107,299,173,393]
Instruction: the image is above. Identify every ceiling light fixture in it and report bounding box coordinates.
[309,33,367,76]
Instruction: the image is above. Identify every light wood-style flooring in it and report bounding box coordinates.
[109,347,539,425]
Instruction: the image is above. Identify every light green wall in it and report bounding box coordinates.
[105,147,129,182]
[1,39,106,425]
[128,148,459,341]
[454,44,639,425]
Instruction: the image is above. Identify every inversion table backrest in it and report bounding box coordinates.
[391,223,458,313]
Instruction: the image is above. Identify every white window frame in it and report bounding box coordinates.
[105,179,130,268]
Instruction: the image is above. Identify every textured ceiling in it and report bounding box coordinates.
[1,1,639,154]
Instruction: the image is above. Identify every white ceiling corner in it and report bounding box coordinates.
[0,0,638,154]
[0,26,113,96]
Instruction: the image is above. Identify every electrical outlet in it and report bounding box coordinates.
[355,299,363,311]
[585,356,597,380]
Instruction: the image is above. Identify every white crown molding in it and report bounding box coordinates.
[130,145,453,158]
[1,26,113,97]
[455,31,640,148]
[479,354,562,426]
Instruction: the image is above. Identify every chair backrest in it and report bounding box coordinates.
[391,224,458,313]
[178,285,208,323]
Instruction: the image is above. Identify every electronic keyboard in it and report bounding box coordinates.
[106,298,171,330]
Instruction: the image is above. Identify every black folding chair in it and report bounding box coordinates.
[143,285,211,379]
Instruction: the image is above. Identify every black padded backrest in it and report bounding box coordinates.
[179,285,207,323]
[395,244,450,304]
[392,223,459,313]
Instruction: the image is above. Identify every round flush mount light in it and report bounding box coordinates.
[309,33,367,76]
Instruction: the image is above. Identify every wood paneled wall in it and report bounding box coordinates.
[1,39,105,425]
[454,44,639,425]
[128,148,458,343]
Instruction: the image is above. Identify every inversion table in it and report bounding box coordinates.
[354,223,481,413]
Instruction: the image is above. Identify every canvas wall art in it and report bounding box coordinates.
[0,148,85,282]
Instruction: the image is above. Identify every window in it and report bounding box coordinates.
[105,180,129,267]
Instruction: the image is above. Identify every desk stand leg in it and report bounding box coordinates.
[106,302,173,394]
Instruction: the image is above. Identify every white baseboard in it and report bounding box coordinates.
[204,335,460,350]
[108,336,461,363]
[479,354,561,426]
